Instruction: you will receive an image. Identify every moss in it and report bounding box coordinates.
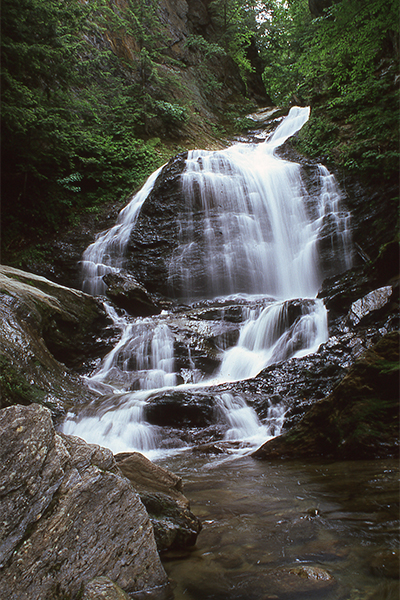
[0,354,46,408]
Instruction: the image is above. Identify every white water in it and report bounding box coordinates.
[62,107,352,458]
[170,108,322,300]
[81,166,164,296]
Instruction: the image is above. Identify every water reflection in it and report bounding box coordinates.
[157,455,399,600]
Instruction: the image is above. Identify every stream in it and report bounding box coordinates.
[158,454,399,600]
[60,107,398,599]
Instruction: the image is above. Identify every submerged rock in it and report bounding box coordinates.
[0,404,169,600]
[252,332,399,460]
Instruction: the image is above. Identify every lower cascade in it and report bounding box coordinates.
[62,107,352,458]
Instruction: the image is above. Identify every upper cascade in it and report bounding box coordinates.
[79,106,351,302]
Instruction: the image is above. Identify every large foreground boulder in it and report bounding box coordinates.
[0,405,170,600]
[252,332,399,460]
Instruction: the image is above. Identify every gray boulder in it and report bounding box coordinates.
[115,452,202,552]
[0,266,113,419]
[0,404,170,600]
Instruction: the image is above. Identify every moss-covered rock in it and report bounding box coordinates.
[0,266,112,419]
[252,331,399,460]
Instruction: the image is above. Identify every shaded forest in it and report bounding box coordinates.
[1,0,399,264]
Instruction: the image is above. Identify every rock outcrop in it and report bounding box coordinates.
[252,331,399,460]
[0,266,116,419]
[103,270,161,316]
[0,404,171,600]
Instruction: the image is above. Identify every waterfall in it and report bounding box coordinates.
[81,166,164,296]
[63,107,352,457]
[217,298,328,382]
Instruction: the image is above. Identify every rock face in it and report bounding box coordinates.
[125,153,188,296]
[0,266,115,419]
[252,332,399,460]
[0,404,170,600]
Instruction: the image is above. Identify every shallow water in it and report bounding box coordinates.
[157,453,399,600]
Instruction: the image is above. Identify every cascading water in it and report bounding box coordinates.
[170,108,323,300]
[81,166,164,296]
[62,107,352,457]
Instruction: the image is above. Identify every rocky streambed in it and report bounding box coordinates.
[0,249,398,599]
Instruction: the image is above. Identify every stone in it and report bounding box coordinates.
[103,270,160,316]
[289,565,333,581]
[82,577,131,600]
[252,332,400,460]
[145,389,216,427]
[0,265,111,367]
[348,285,393,325]
[115,452,202,552]
[0,266,113,419]
[0,405,169,600]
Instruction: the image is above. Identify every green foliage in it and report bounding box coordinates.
[0,354,46,408]
[207,0,258,81]
[260,0,399,180]
[0,0,188,256]
[153,101,189,127]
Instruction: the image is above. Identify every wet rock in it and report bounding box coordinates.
[0,405,169,600]
[145,390,216,427]
[289,565,333,581]
[82,577,130,600]
[0,266,114,419]
[348,285,393,325]
[115,452,201,553]
[252,332,400,460]
[0,265,111,368]
[318,266,373,318]
[125,154,188,296]
[115,451,185,507]
[103,270,160,316]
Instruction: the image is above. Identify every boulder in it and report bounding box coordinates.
[144,389,216,427]
[0,265,111,368]
[115,452,202,553]
[252,332,399,460]
[103,270,160,316]
[0,404,170,600]
[0,266,115,419]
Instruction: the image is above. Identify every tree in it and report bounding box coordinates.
[257,0,399,178]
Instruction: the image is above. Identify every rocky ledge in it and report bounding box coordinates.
[0,265,116,420]
[252,331,399,460]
